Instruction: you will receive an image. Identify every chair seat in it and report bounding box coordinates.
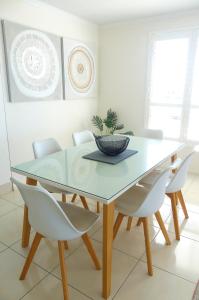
[139,170,174,188]
[115,185,150,217]
[139,158,182,187]
[58,202,99,232]
[40,182,71,195]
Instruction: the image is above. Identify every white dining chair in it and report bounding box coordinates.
[32,138,89,209]
[113,170,171,276]
[72,130,100,213]
[12,178,101,300]
[141,128,182,170]
[72,130,95,146]
[125,128,180,231]
[142,128,164,139]
[138,152,194,240]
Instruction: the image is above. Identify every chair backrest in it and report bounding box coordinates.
[166,152,194,193]
[135,170,170,217]
[142,129,163,139]
[32,138,61,159]
[12,178,82,241]
[72,130,95,146]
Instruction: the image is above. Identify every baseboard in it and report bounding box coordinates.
[0,182,12,195]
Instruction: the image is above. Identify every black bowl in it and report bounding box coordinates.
[95,135,130,156]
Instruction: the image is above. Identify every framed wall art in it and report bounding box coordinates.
[62,38,97,100]
[2,20,63,103]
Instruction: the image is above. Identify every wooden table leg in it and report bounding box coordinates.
[21,178,37,248]
[102,202,114,299]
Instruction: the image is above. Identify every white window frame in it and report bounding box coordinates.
[145,28,199,144]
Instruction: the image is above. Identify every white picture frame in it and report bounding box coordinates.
[62,38,97,100]
[2,20,63,103]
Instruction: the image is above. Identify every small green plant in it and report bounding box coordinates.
[92,109,124,135]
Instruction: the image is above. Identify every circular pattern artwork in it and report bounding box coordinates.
[10,30,60,98]
[68,45,95,93]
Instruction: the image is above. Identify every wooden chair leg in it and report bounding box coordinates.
[22,205,31,248]
[21,178,37,248]
[142,218,153,276]
[71,194,77,203]
[97,202,100,213]
[137,218,142,226]
[170,193,180,240]
[58,241,69,300]
[155,211,171,245]
[79,196,89,210]
[62,193,66,203]
[126,217,133,231]
[81,233,101,270]
[113,213,125,240]
[20,232,43,280]
[177,190,189,219]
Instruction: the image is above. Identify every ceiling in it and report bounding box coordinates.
[39,0,199,24]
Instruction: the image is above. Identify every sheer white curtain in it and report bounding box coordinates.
[146,29,199,143]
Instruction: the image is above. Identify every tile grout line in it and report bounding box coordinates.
[91,220,175,262]
[19,272,51,300]
[111,206,195,298]
[48,238,96,278]
[0,205,21,219]
[0,180,198,300]
[139,256,197,285]
[112,252,196,300]
[65,283,95,300]
[18,268,94,300]
[49,237,142,300]
[11,244,94,300]
[8,237,87,273]
[7,240,95,300]
[0,245,9,254]
[0,194,23,206]
[91,235,145,261]
[166,229,199,244]
[112,256,143,299]
[0,241,54,300]
[160,207,199,244]
[8,246,52,274]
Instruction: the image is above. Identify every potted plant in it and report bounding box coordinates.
[91,109,134,156]
[92,108,124,135]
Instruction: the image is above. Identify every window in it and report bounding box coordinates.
[146,30,199,142]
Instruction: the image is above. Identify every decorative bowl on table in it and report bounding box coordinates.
[94,135,130,156]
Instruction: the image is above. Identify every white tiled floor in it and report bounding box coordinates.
[0,173,198,300]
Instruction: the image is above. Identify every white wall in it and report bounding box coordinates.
[0,0,98,171]
[99,10,199,173]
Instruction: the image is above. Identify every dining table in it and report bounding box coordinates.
[11,136,183,299]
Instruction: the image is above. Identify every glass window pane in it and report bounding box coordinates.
[149,38,189,104]
[191,39,199,105]
[148,106,181,139]
[187,108,199,141]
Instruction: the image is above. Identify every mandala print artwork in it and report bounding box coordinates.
[68,45,94,93]
[63,38,97,99]
[10,30,59,98]
[2,20,63,102]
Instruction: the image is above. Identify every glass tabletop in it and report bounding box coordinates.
[12,137,183,203]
